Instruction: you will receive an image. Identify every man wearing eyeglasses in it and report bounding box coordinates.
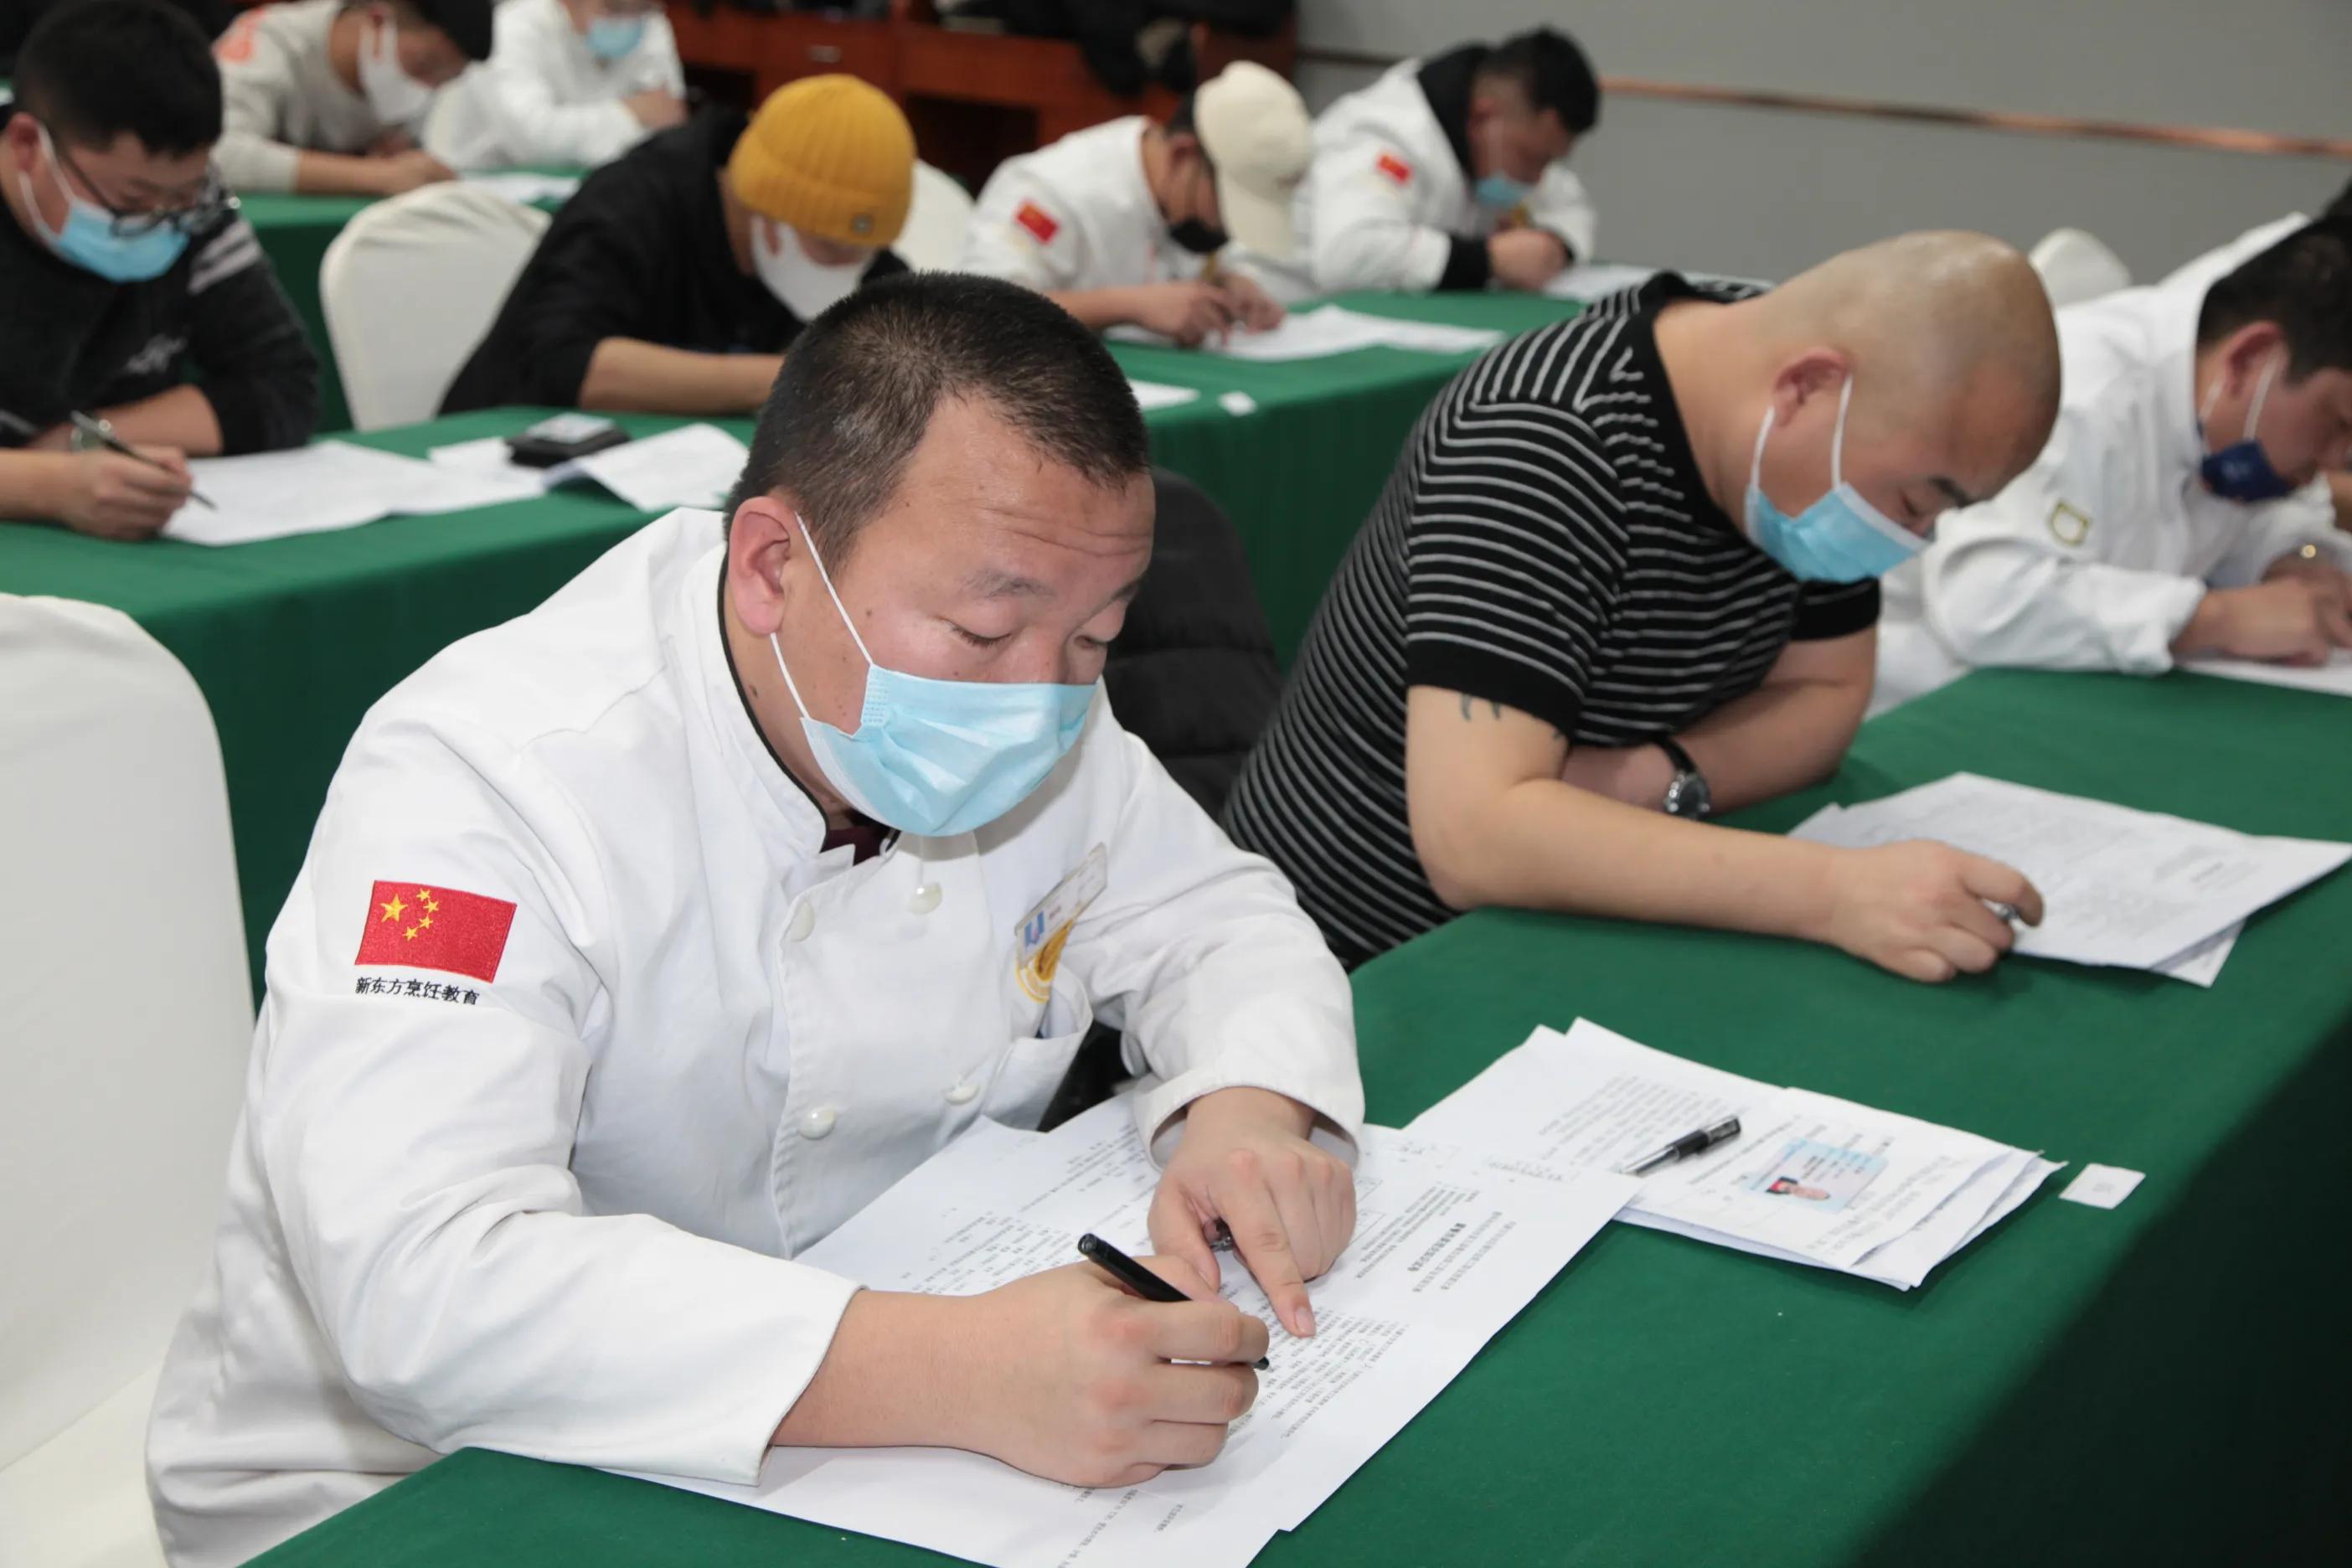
[0,0,318,539]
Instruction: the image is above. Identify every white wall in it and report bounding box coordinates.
[1295,1,2350,281]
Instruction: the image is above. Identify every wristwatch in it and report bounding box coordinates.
[68,416,115,454]
[1656,737,1712,819]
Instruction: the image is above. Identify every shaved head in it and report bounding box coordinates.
[1764,230,2061,481]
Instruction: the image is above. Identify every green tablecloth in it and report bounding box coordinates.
[3,296,1576,983]
[245,666,2352,1565]
[237,172,580,433]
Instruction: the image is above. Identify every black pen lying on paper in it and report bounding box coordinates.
[1617,1116,1742,1177]
[1077,1232,1270,1370]
[70,410,217,510]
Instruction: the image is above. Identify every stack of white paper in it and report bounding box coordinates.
[163,441,544,545]
[1112,307,1504,362]
[2180,651,2352,698]
[1411,1020,2059,1291]
[428,422,751,513]
[622,1094,1634,1568]
[1790,773,2349,986]
[1127,379,1202,410]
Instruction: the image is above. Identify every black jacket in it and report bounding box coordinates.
[440,109,905,413]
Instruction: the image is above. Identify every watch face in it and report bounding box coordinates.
[1664,771,1712,818]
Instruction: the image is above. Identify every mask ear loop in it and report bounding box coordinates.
[1828,374,1855,489]
[2241,353,2280,444]
[1748,398,1777,492]
[767,513,874,721]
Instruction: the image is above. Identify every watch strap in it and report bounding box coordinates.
[1655,736,1700,779]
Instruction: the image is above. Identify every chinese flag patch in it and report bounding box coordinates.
[1014,201,1060,244]
[214,11,259,63]
[353,880,517,983]
[1375,152,1413,186]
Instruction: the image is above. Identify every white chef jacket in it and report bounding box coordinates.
[425,0,684,171]
[2159,211,2310,297]
[1296,59,1596,295]
[1875,276,2348,712]
[958,116,1210,293]
[145,508,1363,1567]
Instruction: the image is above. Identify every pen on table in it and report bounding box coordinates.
[70,411,216,510]
[1077,1232,1270,1370]
[1617,1116,1741,1178]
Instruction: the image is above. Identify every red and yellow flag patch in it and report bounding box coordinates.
[353,880,517,983]
[1014,201,1060,244]
[1374,152,1413,186]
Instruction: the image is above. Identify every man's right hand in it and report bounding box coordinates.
[53,446,193,539]
[1488,227,1569,291]
[1127,281,1240,348]
[624,90,689,131]
[1813,841,2044,983]
[944,1256,1265,1488]
[371,149,455,196]
[2179,579,2352,666]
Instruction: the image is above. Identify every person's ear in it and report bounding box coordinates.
[1772,348,1850,423]
[727,494,801,637]
[2224,321,2287,389]
[1,115,42,175]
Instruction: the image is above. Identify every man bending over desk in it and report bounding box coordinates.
[440,75,910,416]
[0,0,317,539]
[1224,233,2061,982]
[148,274,1361,1565]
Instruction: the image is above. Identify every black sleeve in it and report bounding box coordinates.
[1436,234,1493,292]
[1789,578,1882,640]
[160,217,318,453]
[496,206,672,406]
[1400,395,1622,736]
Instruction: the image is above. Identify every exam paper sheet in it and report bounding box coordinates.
[1409,1021,2055,1290]
[1111,307,1504,361]
[1790,775,2349,975]
[622,1096,1632,1568]
[2180,651,2352,697]
[567,421,748,511]
[1126,379,1201,410]
[163,441,542,544]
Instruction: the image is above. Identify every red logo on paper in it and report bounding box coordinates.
[1375,152,1413,186]
[353,880,517,983]
[1014,201,1060,245]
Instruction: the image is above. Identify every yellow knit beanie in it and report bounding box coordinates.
[726,75,915,247]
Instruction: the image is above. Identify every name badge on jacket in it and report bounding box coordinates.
[1015,844,1107,1003]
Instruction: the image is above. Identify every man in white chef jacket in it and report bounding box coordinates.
[1874,216,2352,713]
[1297,26,1599,297]
[146,272,1364,1567]
[426,0,686,171]
[958,61,1308,348]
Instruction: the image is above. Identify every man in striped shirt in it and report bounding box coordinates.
[1225,232,2064,983]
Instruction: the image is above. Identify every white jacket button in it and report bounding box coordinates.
[786,903,816,942]
[908,883,942,914]
[798,1106,838,1139]
[944,1081,978,1105]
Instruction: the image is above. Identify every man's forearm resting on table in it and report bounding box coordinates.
[1677,670,1867,811]
[0,450,77,518]
[578,338,785,415]
[293,148,401,197]
[87,385,225,456]
[770,1291,970,1451]
[1044,288,1147,333]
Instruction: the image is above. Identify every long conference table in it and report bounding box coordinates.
[1,290,1576,985]
[243,665,2352,1565]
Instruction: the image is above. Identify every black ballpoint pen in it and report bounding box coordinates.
[1617,1116,1742,1177]
[1076,1232,1270,1370]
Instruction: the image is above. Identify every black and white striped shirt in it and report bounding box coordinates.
[1223,275,1879,969]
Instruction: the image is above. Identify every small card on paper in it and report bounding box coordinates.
[2059,1163,2145,1210]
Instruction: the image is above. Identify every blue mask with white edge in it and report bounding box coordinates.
[584,13,647,61]
[769,516,1095,837]
[1743,377,1926,584]
[14,122,189,282]
[1474,173,1531,209]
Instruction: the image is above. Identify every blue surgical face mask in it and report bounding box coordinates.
[768,516,1095,837]
[583,13,647,61]
[1743,377,1926,584]
[1474,173,1531,209]
[14,123,190,282]
[2198,353,2296,503]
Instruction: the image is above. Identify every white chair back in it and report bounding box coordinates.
[321,183,552,430]
[0,597,252,1566]
[2030,226,2133,309]
[898,160,976,271]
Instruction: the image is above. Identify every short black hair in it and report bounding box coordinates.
[725,273,1152,561]
[1478,27,1600,136]
[14,0,222,156]
[2199,216,2352,380]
